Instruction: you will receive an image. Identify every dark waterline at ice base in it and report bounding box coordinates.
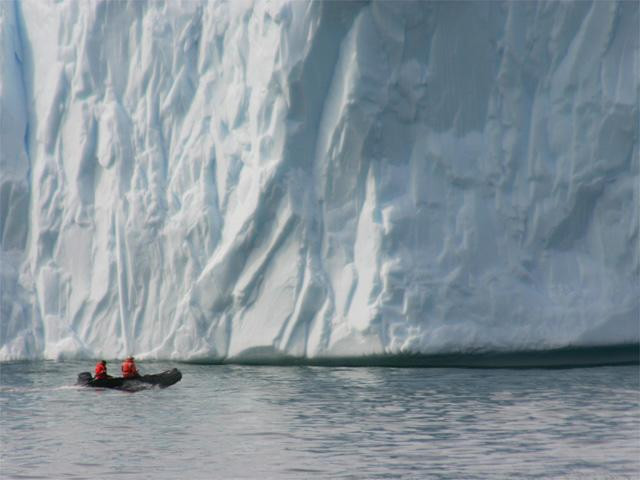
[188,344,640,368]
[1,362,638,479]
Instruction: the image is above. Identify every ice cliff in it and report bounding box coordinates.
[1,0,638,362]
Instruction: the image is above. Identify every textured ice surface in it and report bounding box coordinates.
[1,0,638,361]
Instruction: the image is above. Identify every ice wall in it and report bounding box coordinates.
[1,0,638,361]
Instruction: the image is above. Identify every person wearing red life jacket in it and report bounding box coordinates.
[121,356,140,379]
[94,360,110,379]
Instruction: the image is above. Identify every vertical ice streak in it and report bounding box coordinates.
[0,0,36,359]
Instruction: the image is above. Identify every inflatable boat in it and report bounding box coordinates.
[77,368,182,392]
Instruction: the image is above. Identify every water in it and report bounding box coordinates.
[1,362,638,479]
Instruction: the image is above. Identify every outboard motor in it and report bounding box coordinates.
[77,372,93,386]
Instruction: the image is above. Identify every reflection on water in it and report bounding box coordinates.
[1,362,638,479]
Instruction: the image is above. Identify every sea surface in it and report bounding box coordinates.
[1,362,638,479]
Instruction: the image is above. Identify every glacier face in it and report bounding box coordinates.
[0,0,638,361]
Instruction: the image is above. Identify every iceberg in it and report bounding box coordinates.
[0,0,638,362]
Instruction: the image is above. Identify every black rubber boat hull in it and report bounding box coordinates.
[77,368,182,391]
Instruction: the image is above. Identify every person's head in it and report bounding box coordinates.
[127,356,134,361]
[100,360,107,366]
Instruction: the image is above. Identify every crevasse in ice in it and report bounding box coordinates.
[1,1,638,361]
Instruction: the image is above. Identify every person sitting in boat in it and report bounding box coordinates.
[94,360,111,379]
[121,356,141,379]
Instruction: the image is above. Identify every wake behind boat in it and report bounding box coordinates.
[77,368,182,392]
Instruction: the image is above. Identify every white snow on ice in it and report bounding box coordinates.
[0,0,638,361]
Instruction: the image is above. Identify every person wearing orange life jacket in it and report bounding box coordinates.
[121,356,140,379]
[94,360,111,379]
